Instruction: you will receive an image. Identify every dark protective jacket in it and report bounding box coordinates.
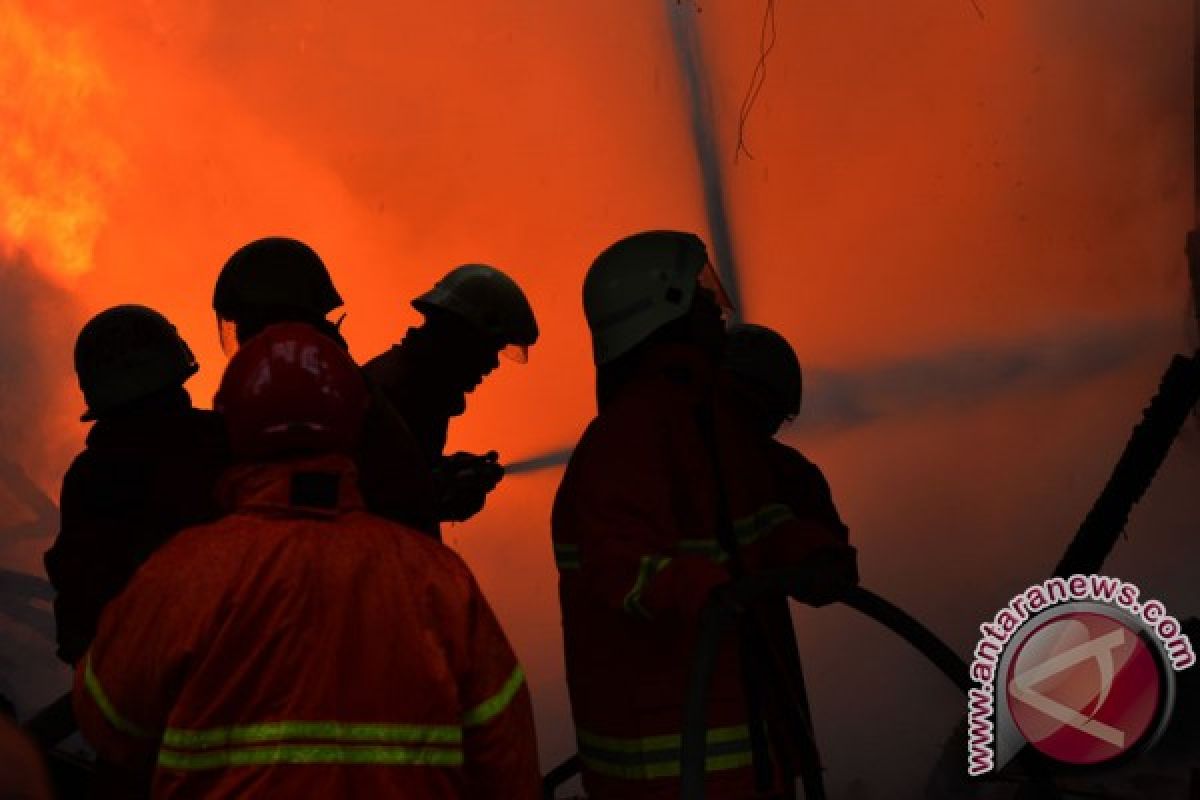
[363,331,458,466]
[747,436,852,790]
[765,439,847,540]
[363,332,499,525]
[44,407,228,665]
[74,455,539,799]
[552,344,858,800]
[357,374,440,536]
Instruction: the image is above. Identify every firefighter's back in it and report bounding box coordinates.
[140,463,502,798]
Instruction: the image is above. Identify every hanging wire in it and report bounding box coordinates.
[969,0,985,20]
[735,0,777,163]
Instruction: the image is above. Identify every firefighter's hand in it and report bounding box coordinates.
[791,544,858,608]
[434,451,505,522]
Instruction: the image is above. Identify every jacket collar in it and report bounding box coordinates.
[633,342,718,394]
[217,454,365,517]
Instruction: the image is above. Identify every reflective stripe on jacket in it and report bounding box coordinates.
[552,344,855,799]
[74,455,539,799]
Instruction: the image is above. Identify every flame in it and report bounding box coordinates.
[0,0,122,280]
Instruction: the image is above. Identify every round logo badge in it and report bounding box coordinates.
[1005,611,1165,766]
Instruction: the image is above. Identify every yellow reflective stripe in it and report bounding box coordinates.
[83,653,155,739]
[580,751,754,781]
[554,542,581,571]
[676,539,729,562]
[163,722,462,749]
[462,665,525,727]
[622,556,671,618]
[157,744,463,770]
[732,504,794,547]
[577,724,749,753]
[577,724,754,781]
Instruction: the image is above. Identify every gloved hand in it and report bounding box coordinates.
[789,543,858,608]
[434,451,505,522]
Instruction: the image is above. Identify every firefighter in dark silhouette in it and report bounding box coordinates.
[552,231,858,799]
[721,322,852,794]
[74,324,541,799]
[363,265,538,522]
[722,322,847,537]
[44,305,227,666]
[212,236,438,535]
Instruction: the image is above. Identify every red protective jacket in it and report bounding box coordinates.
[552,344,857,800]
[74,455,539,799]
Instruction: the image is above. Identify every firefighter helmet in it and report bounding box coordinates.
[583,230,732,366]
[212,237,343,323]
[412,264,538,363]
[74,305,198,421]
[214,323,368,459]
[723,323,803,421]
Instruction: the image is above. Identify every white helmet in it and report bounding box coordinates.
[413,264,538,363]
[583,230,731,366]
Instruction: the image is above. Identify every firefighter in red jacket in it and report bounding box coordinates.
[553,231,858,799]
[74,323,540,799]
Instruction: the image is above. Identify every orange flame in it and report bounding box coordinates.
[0,0,122,280]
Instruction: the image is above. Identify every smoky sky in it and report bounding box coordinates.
[798,316,1183,433]
[0,248,78,720]
[0,249,79,482]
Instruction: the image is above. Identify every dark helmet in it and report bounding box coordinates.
[723,323,803,423]
[212,237,343,322]
[214,323,368,460]
[74,305,199,421]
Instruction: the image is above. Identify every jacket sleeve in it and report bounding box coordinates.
[45,457,146,665]
[71,554,197,774]
[456,572,540,799]
[771,441,848,541]
[553,413,730,622]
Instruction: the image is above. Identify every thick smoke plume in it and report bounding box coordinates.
[0,248,79,491]
[0,248,79,720]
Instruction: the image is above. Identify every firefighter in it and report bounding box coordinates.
[363,264,538,522]
[553,231,858,799]
[722,322,847,538]
[74,323,540,799]
[212,236,438,535]
[44,305,227,666]
[721,322,852,794]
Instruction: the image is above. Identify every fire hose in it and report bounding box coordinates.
[540,578,1063,800]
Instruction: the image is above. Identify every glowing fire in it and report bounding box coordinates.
[0,0,122,280]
